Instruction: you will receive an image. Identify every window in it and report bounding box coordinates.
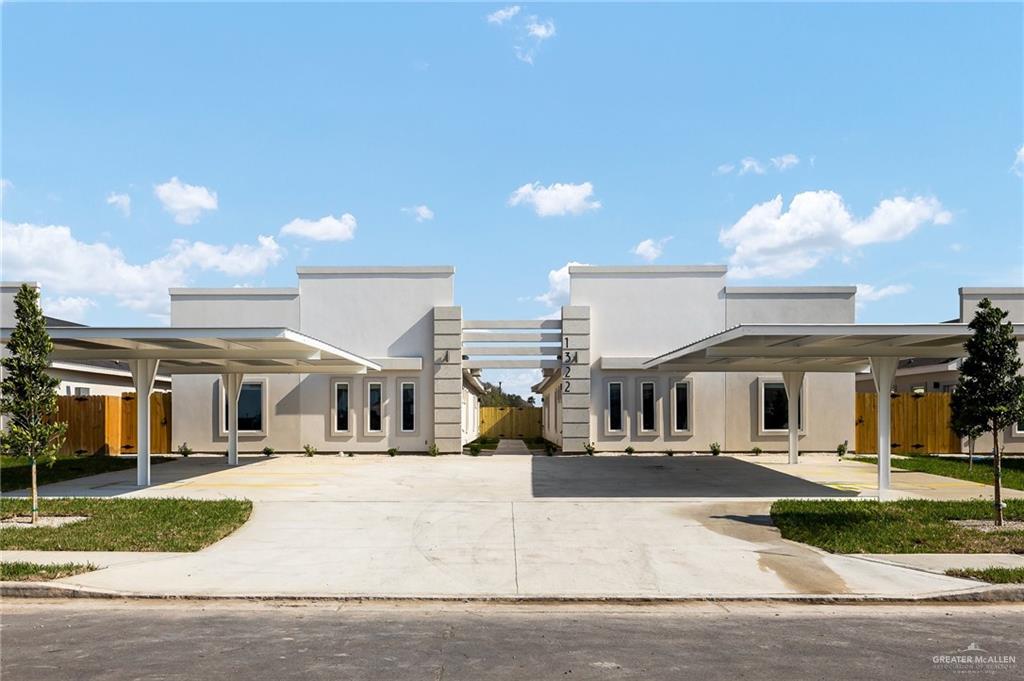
[401,382,415,432]
[367,382,383,433]
[222,379,265,434]
[640,381,656,432]
[607,382,623,432]
[334,381,350,433]
[760,380,802,433]
[74,387,90,397]
[1014,419,1024,437]
[672,380,691,433]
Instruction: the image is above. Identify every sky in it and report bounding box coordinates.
[2,2,1022,397]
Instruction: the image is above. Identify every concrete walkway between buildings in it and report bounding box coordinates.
[2,455,1011,601]
[494,439,531,455]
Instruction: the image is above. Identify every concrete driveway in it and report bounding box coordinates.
[8,455,985,599]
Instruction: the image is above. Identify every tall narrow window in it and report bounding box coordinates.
[224,381,264,433]
[674,381,689,432]
[640,382,656,432]
[335,382,349,432]
[367,382,383,433]
[608,382,623,432]
[762,381,801,432]
[401,382,415,432]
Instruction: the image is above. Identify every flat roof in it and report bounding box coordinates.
[296,266,454,275]
[644,323,1024,373]
[1,326,382,375]
[725,286,857,295]
[569,265,727,275]
[169,288,299,296]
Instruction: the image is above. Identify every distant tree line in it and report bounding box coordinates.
[479,382,537,408]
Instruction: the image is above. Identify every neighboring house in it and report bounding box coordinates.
[533,266,857,453]
[854,287,1024,453]
[0,283,172,397]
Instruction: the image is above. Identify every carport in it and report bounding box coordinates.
[28,327,381,486]
[643,323,1024,494]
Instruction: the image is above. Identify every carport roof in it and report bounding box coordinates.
[642,323,1024,373]
[1,326,382,375]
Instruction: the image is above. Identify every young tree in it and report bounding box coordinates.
[951,298,1024,526]
[0,284,66,524]
[950,385,985,471]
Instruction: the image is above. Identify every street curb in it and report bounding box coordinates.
[3,581,1023,604]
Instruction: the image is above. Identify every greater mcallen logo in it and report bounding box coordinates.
[932,642,1017,675]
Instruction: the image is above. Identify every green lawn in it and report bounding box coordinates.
[0,498,252,552]
[1,454,173,492]
[946,567,1024,584]
[770,499,1024,554]
[1,561,96,582]
[852,455,1024,491]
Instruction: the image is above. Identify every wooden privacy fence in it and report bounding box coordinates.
[54,392,172,456]
[855,392,961,454]
[479,406,542,439]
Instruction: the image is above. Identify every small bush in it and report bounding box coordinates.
[177,442,193,458]
[709,442,721,456]
[751,446,762,456]
[345,451,354,457]
[664,450,674,457]
[544,441,556,456]
[388,447,399,457]
[584,442,596,456]
[262,446,275,457]
[836,442,848,457]
[469,443,482,456]
[429,443,440,457]
[624,445,635,456]
[303,444,317,457]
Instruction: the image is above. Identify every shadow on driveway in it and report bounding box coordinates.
[530,456,857,498]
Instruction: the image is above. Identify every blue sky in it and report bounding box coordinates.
[2,2,1022,392]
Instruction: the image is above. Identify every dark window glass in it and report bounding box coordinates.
[225,382,263,432]
[675,382,689,431]
[641,382,655,431]
[336,383,349,432]
[368,383,382,432]
[401,383,415,431]
[608,383,622,431]
[763,382,801,430]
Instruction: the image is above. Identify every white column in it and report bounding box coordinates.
[869,357,899,496]
[782,371,804,465]
[222,373,243,466]
[128,359,160,487]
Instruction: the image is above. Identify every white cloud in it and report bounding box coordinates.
[719,191,952,279]
[535,260,589,308]
[480,368,543,399]
[770,153,800,171]
[738,157,766,175]
[2,220,283,316]
[43,296,97,323]
[526,17,556,40]
[632,237,672,262]
[1013,144,1024,177]
[509,181,601,217]
[713,163,735,176]
[154,177,218,225]
[280,213,357,242]
[106,192,131,217]
[487,5,520,24]
[856,283,911,306]
[402,205,434,222]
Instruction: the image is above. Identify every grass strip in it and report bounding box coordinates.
[851,455,1024,491]
[945,567,1024,583]
[1,561,96,582]
[1,455,173,492]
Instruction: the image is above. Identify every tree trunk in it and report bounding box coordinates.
[31,460,39,524]
[968,437,975,471]
[993,425,1003,527]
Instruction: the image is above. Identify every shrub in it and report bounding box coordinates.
[836,442,848,457]
[664,450,674,457]
[387,447,399,457]
[177,442,193,458]
[624,445,635,456]
[303,444,317,457]
[428,443,440,457]
[584,442,596,456]
[709,442,721,456]
[544,441,556,456]
[262,446,274,457]
[469,443,482,456]
[345,451,354,457]
[751,446,762,456]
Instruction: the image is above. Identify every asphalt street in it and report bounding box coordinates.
[2,601,1022,680]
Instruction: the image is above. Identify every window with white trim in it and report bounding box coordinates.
[333,380,350,433]
[400,381,415,432]
[220,378,267,435]
[760,379,802,433]
[607,381,623,433]
[367,381,383,433]
[639,381,656,433]
[672,380,692,434]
